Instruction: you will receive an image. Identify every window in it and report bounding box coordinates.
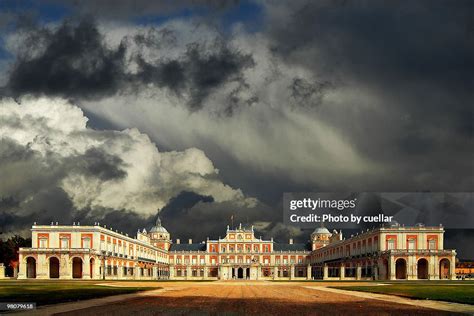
[428,239,436,250]
[387,239,395,250]
[60,238,69,249]
[408,239,416,250]
[276,259,280,264]
[39,238,47,248]
[83,238,91,249]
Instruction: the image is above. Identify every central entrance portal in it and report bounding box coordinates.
[231,266,251,279]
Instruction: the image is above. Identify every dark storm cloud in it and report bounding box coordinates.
[290,77,332,108]
[445,229,474,259]
[158,191,277,242]
[53,0,239,20]
[263,0,474,191]
[135,42,254,110]
[267,0,474,124]
[3,19,255,110]
[72,208,156,236]
[4,19,127,99]
[268,1,473,86]
[71,147,127,181]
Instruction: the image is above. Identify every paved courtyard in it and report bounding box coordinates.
[26,281,463,316]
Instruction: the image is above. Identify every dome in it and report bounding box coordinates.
[150,216,168,233]
[312,227,331,235]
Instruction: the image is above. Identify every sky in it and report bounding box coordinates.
[0,1,473,257]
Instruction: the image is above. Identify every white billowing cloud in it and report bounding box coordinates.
[0,97,256,215]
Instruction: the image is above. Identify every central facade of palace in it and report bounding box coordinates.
[18,217,456,281]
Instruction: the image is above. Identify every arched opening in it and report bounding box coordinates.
[49,257,60,278]
[90,258,94,278]
[417,258,428,279]
[395,258,407,279]
[237,267,243,279]
[72,257,83,279]
[26,257,36,278]
[439,259,450,279]
[246,267,250,279]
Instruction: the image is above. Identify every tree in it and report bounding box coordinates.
[0,235,31,276]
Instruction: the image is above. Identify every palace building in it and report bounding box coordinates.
[17,218,456,281]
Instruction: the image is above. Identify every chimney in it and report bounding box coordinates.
[188,239,193,244]
[176,239,180,244]
[289,238,293,245]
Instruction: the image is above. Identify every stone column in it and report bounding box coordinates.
[433,255,440,280]
[323,264,328,280]
[204,266,208,280]
[36,253,48,279]
[169,266,175,279]
[186,266,191,280]
[243,267,247,279]
[408,255,416,280]
[17,257,27,279]
[290,265,295,280]
[82,254,91,279]
[339,263,345,280]
[450,255,456,280]
[118,264,124,279]
[306,265,312,280]
[374,264,379,280]
[389,256,396,280]
[152,266,157,279]
[133,263,138,280]
[428,256,436,280]
[92,258,99,279]
[356,264,362,280]
[63,254,73,279]
[273,266,278,280]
